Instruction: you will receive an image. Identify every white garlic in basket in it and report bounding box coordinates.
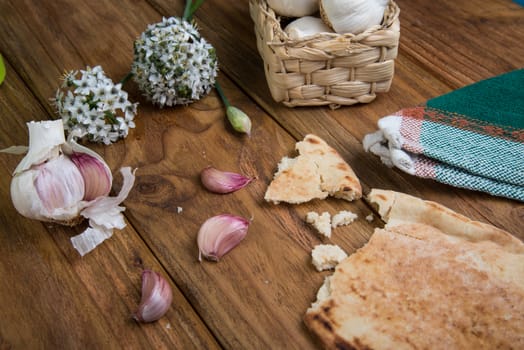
[284,16,334,40]
[320,0,389,34]
[267,0,319,17]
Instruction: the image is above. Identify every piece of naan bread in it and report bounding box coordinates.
[305,189,524,349]
[265,134,362,204]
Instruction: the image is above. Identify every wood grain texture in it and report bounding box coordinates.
[0,0,522,348]
[0,28,218,350]
[174,0,523,236]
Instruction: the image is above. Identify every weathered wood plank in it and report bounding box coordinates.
[120,77,380,348]
[0,38,219,350]
[0,0,383,348]
[166,0,524,238]
[1,0,523,348]
[0,0,381,348]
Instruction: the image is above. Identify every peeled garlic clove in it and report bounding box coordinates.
[197,214,250,261]
[284,16,333,40]
[133,270,173,323]
[320,0,388,34]
[201,166,253,194]
[267,0,319,17]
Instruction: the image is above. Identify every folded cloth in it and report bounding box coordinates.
[363,69,524,202]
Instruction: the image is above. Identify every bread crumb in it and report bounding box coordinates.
[366,213,374,222]
[306,211,332,238]
[311,244,348,271]
[177,206,183,214]
[331,210,358,228]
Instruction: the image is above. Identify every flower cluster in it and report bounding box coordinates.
[53,66,138,145]
[131,17,218,107]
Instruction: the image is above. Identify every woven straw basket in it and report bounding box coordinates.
[249,0,400,109]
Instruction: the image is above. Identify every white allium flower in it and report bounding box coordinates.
[52,66,139,145]
[131,17,218,107]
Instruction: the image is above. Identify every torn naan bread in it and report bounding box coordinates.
[305,190,524,349]
[265,134,362,204]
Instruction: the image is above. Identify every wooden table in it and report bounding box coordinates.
[0,0,522,348]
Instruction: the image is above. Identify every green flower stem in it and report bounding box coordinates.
[120,72,133,85]
[214,81,231,108]
[0,54,6,85]
[183,0,193,20]
[183,0,205,21]
[189,0,205,19]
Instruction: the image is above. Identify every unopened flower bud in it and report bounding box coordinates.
[226,106,252,136]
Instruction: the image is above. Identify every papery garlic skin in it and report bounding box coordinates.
[10,121,90,223]
[320,0,388,34]
[71,166,135,256]
[267,0,319,17]
[7,120,135,256]
[133,270,173,323]
[284,16,333,40]
[197,214,250,261]
[12,154,85,223]
[201,166,253,194]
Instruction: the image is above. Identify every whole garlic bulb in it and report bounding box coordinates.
[267,0,319,17]
[6,120,135,256]
[320,0,389,34]
[284,16,333,40]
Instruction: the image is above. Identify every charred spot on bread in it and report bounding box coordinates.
[313,314,334,332]
[350,337,373,350]
[337,162,349,171]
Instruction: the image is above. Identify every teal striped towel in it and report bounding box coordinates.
[363,69,524,202]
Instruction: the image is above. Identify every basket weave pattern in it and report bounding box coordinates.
[249,0,400,108]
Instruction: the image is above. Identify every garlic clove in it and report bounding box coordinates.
[284,16,333,40]
[320,0,388,34]
[200,166,254,194]
[70,152,111,201]
[11,154,85,223]
[35,155,86,214]
[133,270,173,323]
[197,214,250,262]
[267,0,319,17]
